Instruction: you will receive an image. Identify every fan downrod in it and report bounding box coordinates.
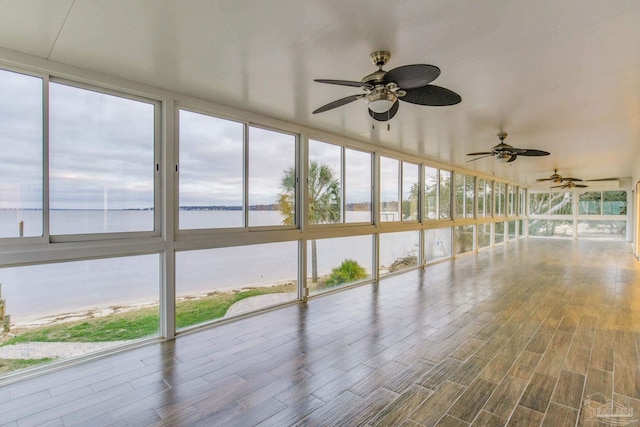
[370,51,391,69]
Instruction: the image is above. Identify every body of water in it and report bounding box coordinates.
[0,210,417,321]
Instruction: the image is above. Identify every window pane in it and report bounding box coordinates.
[485,180,493,216]
[307,235,372,295]
[529,219,573,237]
[579,192,601,215]
[603,191,627,215]
[380,157,400,222]
[477,178,485,217]
[530,193,550,215]
[402,162,419,221]
[508,220,516,240]
[577,220,626,240]
[50,83,155,234]
[179,110,243,229]
[477,223,491,248]
[455,225,474,254]
[518,220,525,238]
[425,227,452,262]
[249,127,296,226]
[495,222,505,243]
[176,242,298,330]
[0,254,159,375]
[424,167,438,220]
[495,183,506,216]
[0,70,43,238]
[345,149,372,223]
[454,173,464,219]
[379,231,419,275]
[551,192,573,215]
[439,170,452,219]
[308,140,341,224]
[508,186,515,216]
[465,175,475,218]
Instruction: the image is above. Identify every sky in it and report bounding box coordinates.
[0,68,373,213]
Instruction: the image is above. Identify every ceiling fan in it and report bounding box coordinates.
[312,51,461,122]
[466,132,550,163]
[535,169,583,184]
[551,181,588,190]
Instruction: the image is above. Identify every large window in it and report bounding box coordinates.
[402,162,420,221]
[577,220,626,240]
[477,223,491,248]
[0,69,43,238]
[508,220,516,240]
[307,235,373,295]
[0,254,160,368]
[309,140,372,224]
[344,149,372,223]
[249,126,297,226]
[494,221,505,244]
[179,110,244,229]
[439,169,452,219]
[518,188,526,216]
[380,157,400,222]
[530,192,573,215]
[495,182,506,216]
[455,225,474,254]
[176,242,298,330]
[50,82,157,235]
[579,191,627,216]
[424,227,452,263]
[465,175,475,218]
[424,166,438,220]
[454,173,475,218]
[380,157,418,222]
[179,112,297,230]
[579,192,601,215]
[507,185,516,216]
[477,178,486,217]
[379,231,419,275]
[529,219,573,238]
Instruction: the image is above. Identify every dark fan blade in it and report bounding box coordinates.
[466,151,492,156]
[562,177,583,182]
[466,154,494,163]
[536,178,553,182]
[574,184,588,188]
[549,185,563,189]
[313,94,365,114]
[507,154,518,163]
[383,64,441,89]
[314,79,373,89]
[401,85,462,106]
[516,149,550,156]
[369,100,399,122]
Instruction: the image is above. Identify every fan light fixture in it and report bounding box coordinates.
[495,151,513,163]
[367,90,397,113]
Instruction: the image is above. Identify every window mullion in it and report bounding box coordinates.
[43,74,51,241]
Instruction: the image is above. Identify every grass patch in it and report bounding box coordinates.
[1,284,295,346]
[0,358,55,374]
[177,283,294,329]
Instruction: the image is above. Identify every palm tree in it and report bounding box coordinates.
[278,161,341,282]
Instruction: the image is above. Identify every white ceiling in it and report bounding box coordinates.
[1,0,640,186]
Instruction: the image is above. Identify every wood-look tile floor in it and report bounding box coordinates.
[1,239,640,426]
